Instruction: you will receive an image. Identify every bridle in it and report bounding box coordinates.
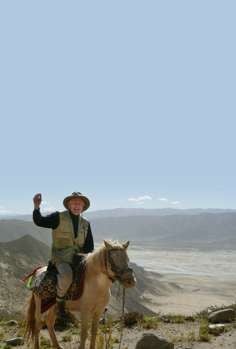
[104,248,131,283]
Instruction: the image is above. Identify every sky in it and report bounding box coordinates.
[0,1,236,214]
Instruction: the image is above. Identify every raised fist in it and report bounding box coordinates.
[33,193,42,209]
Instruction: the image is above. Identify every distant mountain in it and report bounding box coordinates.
[0,234,50,266]
[90,212,236,249]
[1,211,236,249]
[86,208,236,218]
[0,219,51,244]
[1,207,236,221]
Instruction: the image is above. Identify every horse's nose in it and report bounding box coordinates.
[120,268,136,288]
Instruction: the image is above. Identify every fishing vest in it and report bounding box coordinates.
[51,210,89,264]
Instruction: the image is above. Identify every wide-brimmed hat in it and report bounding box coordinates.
[63,192,90,211]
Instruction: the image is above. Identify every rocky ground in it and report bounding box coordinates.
[1,269,236,348]
[0,306,236,349]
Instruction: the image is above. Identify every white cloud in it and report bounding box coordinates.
[128,195,152,202]
[0,205,12,215]
[171,201,181,205]
[158,197,168,202]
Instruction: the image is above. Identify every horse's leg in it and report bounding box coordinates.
[45,305,62,349]
[34,295,42,349]
[79,312,90,349]
[89,313,100,349]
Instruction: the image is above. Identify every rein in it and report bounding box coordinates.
[103,286,126,349]
[118,287,126,349]
[103,248,126,349]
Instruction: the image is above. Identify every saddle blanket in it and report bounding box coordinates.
[22,255,86,313]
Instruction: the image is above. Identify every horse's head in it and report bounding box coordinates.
[104,240,136,288]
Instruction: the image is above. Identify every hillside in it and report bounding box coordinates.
[0,235,50,316]
[0,219,51,244]
[0,235,175,316]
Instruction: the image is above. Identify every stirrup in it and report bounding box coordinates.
[56,295,65,302]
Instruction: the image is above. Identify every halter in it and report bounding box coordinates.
[104,248,131,282]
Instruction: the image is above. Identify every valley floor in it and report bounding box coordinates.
[142,271,236,315]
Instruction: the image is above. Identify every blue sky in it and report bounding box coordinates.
[0,1,236,214]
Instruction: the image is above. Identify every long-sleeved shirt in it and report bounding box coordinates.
[33,208,94,253]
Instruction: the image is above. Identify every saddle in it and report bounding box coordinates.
[23,255,86,313]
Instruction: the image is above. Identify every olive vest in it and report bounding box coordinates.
[51,210,89,264]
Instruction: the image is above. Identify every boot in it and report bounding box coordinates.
[56,297,67,319]
[56,298,69,330]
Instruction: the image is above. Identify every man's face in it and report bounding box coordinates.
[68,198,85,215]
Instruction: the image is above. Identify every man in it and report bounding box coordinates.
[33,191,94,315]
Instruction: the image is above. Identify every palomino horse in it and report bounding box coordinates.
[25,240,136,349]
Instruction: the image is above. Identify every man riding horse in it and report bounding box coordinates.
[33,191,94,316]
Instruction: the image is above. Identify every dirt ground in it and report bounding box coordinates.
[1,313,236,349]
[118,326,236,349]
[1,272,236,348]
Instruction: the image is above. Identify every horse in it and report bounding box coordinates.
[24,240,136,349]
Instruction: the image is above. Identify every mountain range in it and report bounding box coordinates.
[1,207,235,220]
[0,208,236,249]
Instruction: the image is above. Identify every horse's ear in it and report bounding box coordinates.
[104,240,112,249]
[123,241,130,249]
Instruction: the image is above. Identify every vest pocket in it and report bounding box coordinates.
[54,237,73,248]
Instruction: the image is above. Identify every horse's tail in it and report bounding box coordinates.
[24,293,36,342]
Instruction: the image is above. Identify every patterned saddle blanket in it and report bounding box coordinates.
[22,255,86,313]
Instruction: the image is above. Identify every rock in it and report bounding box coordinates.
[124,312,143,327]
[209,324,225,335]
[5,337,24,346]
[4,320,18,326]
[208,308,235,323]
[135,333,174,349]
[160,315,171,323]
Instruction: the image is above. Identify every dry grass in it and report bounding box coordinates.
[139,315,159,329]
[198,319,210,342]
